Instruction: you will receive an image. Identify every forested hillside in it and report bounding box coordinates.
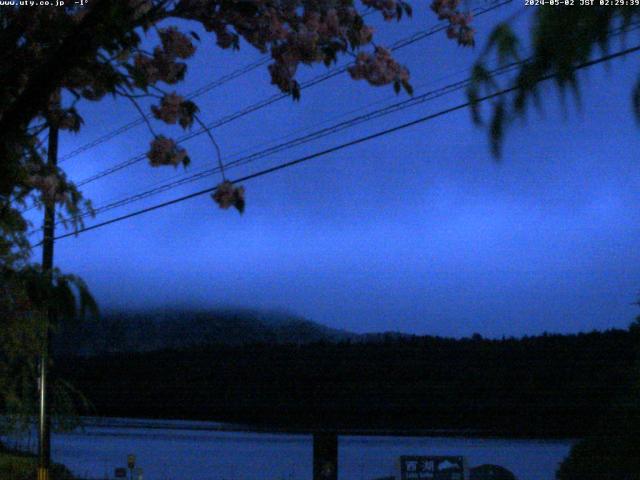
[53,309,354,355]
[57,327,640,438]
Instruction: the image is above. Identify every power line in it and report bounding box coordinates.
[18,57,271,215]
[34,59,524,234]
[58,57,271,163]
[58,1,507,165]
[39,42,640,245]
[69,0,513,188]
[56,10,384,162]
[41,58,482,221]
[39,14,640,231]
[30,20,640,236]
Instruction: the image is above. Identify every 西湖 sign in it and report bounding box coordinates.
[398,456,468,480]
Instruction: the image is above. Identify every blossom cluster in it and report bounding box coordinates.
[147,136,189,167]
[361,0,400,21]
[151,93,197,129]
[266,7,379,97]
[134,47,188,85]
[431,0,475,46]
[348,46,410,88]
[212,181,245,214]
[159,27,197,60]
[179,0,393,99]
[0,0,478,229]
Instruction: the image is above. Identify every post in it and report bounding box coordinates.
[38,119,59,480]
[313,432,338,480]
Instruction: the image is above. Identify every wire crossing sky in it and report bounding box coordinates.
[35,2,640,338]
[59,0,512,191]
[32,56,525,236]
[42,43,640,244]
[58,57,272,163]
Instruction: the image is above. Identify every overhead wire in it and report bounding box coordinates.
[29,19,640,237]
[44,57,491,220]
[56,8,391,163]
[35,42,640,246]
[67,0,514,188]
[18,0,515,218]
[31,58,524,235]
[58,56,271,163]
[57,0,507,165]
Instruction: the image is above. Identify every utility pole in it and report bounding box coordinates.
[313,432,338,480]
[38,116,59,480]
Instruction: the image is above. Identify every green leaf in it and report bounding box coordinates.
[490,101,506,159]
[403,2,413,18]
[467,86,483,126]
[485,23,521,66]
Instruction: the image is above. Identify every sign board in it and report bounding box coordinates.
[398,456,468,480]
[114,467,127,478]
[127,454,136,469]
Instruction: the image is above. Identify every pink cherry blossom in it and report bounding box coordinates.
[348,46,409,87]
[362,0,399,21]
[151,93,197,128]
[212,180,245,213]
[159,27,196,59]
[151,93,183,124]
[431,0,475,46]
[134,54,160,84]
[147,136,188,167]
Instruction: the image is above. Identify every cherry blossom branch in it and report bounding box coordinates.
[119,89,158,137]
[192,113,225,180]
[146,83,170,97]
[126,92,163,99]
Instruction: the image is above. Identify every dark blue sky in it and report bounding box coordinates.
[31,2,640,337]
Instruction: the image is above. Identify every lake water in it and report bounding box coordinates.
[4,418,574,480]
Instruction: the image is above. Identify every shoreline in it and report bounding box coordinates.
[65,416,579,442]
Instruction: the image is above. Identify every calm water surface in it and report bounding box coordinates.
[6,418,573,480]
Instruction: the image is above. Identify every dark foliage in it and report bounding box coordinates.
[555,321,640,479]
[469,8,640,157]
[0,442,76,480]
[556,400,640,480]
[52,309,353,355]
